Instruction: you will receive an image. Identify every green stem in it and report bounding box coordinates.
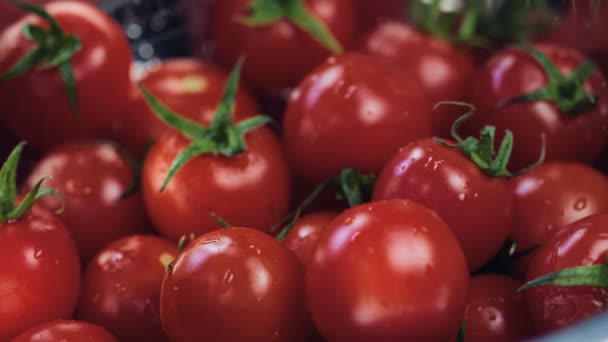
[519,264,608,292]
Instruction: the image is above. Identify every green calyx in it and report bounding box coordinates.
[0,142,62,223]
[239,0,342,54]
[497,46,600,115]
[0,1,81,114]
[456,320,466,342]
[139,58,271,192]
[518,264,608,293]
[434,101,546,178]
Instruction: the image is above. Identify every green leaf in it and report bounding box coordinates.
[0,47,43,81]
[0,142,25,218]
[519,264,608,292]
[22,24,47,42]
[11,0,61,32]
[495,86,553,110]
[160,139,216,192]
[8,177,60,220]
[211,213,232,228]
[456,319,466,342]
[334,168,376,208]
[58,61,79,115]
[239,0,284,26]
[286,0,342,53]
[41,35,81,69]
[520,45,565,83]
[210,58,244,132]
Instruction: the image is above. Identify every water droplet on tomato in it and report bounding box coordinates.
[574,197,587,211]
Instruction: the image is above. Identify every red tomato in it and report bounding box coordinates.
[525,214,608,333]
[0,1,131,149]
[355,0,406,36]
[468,44,608,171]
[359,21,476,137]
[0,0,99,30]
[117,59,259,157]
[24,141,149,262]
[373,138,512,270]
[282,211,337,266]
[283,53,433,184]
[463,274,535,342]
[213,0,356,90]
[161,227,313,341]
[0,204,81,341]
[307,199,469,342]
[510,162,608,277]
[11,320,117,342]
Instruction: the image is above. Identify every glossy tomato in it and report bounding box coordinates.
[283,53,433,184]
[359,21,476,137]
[0,1,131,149]
[213,0,356,90]
[11,320,117,342]
[525,214,608,333]
[24,141,149,262]
[510,162,608,277]
[468,44,608,171]
[161,227,312,342]
[307,199,469,342]
[282,211,337,266]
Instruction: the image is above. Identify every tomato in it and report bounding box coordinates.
[11,320,117,342]
[117,59,259,157]
[510,162,608,278]
[359,21,476,137]
[0,0,99,31]
[524,214,608,333]
[468,44,608,171]
[0,1,131,149]
[463,274,535,342]
[282,211,337,266]
[213,0,356,90]
[355,0,406,37]
[307,199,469,342]
[77,235,176,342]
[161,227,312,341]
[283,53,433,184]
[24,141,149,263]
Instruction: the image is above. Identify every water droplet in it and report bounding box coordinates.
[223,269,234,289]
[345,217,354,225]
[574,197,587,211]
[113,283,126,295]
[173,286,180,291]
[350,231,361,242]
[33,249,43,259]
[458,193,466,201]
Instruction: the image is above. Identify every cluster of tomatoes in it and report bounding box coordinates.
[1,0,608,341]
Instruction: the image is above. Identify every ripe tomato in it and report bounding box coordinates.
[510,162,608,277]
[213,0,356,90]
[359,21,476,137]
[161,227,313,341]
[524,214,608,333]
[117,59,259,157]
[24,141,149,262]
[11,320,117,342]
[283,53,432,184]
[78,235,177,342]
[463,274,535,342]
[468,44,608,171]
[307,199,469,342]
[0,1,131,150]
[282,211,337,266]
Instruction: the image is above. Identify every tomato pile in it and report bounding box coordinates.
[1,0,608,341]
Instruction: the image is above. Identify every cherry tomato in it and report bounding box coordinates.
[525,214,608,333]
[24,141,149,262]
[359,21,476,137]
[0,204,81,341]
[373,138,512,270]
[78,235,177,342]
[0,0,99,31]
[307,199,469,342]
[161,227,313,342]
[282,211,337,266]
[0,1,131,150]
[11,320,117,342]
[283,53,433,184]
[468,44,608,171]
[117,59,259,157]
[510,162,608,277]
[463,274,535,342]
[213,0,356,90]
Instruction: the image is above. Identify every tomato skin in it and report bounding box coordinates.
[468,44,608,171]
[10,320,117,342]
[142,128,291,241]
[24,141,149,263]
[0,1,131,150]
[283,53,433,184]
[282,211,337,266]
[0,204,81,341]
[373,138,512,270]
[78,235,177,342]
[161,227,313,342]
[510,162,608,278]
[117,59,259,157]
[464,275,535,342]
[359,21,476,137]
[525,214,608,333]
[355,0,405,37]
[307,199,469,342]
[213,0,356,91]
